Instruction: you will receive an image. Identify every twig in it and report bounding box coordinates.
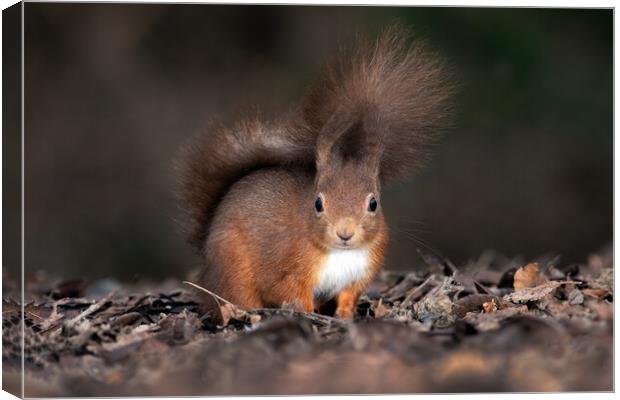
[64,292,114,330]
[182,281,236,307]
[39,301,63,331]
[383,273,424,302]
[252,308,348,328]
[401,275,437,307]
[182,281,347,327]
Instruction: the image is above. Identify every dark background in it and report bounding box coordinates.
[12,4,612,282]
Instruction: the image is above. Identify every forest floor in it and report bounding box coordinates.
[2,246,613,396]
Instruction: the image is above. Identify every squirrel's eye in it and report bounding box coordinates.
[368,196,378,212]
[315,196,324,213]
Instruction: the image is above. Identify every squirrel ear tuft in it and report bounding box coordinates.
[315,109,352,173]
[316,111,384,178]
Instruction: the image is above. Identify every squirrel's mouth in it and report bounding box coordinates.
[332,242,357,250]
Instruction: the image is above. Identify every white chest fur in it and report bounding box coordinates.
[314,248,370,300]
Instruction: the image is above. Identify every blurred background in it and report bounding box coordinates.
[8,4,612,282]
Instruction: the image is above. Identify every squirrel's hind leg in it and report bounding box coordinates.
[203,227,265,311]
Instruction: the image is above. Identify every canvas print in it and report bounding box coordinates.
[2,3,613,396]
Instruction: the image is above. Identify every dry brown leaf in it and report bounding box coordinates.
[39,302,65,330]
[462,305,528,331]
[582,288,610,299]
[412,277,460,328]
[453,294,498,318]
[513,263,548,290]
[567,288,584,305]
[219,303,247,326]
[537,295,569,315]
[373,299,390,318]
[590,268,613,293]
[503,281,571,304]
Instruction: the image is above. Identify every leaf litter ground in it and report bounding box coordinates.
[2,246,613,395]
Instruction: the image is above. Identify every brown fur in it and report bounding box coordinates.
[176,26,453,319]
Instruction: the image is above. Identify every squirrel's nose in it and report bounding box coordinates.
[337,231,354,242]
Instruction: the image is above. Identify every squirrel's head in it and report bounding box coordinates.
[311,115,386,250]
[312,161,385,250]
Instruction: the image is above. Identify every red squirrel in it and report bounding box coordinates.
[177,26,453,319]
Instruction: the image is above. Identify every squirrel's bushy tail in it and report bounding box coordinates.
[177,26,453,251]
[176,117,315,250]
[302,25,454,182]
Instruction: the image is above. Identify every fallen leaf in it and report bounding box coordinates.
[567,288,584,305]
[453,294,498,318]
[537,295,569,315]
[412,277,461,328]
[109,312,143,328]
[39,302,65,330]
[219,303,247,326]
[373,299,390,318]
[462,305,528,331]
[590,268,613,293]
[382,273,426,302]
[503,281,571,304]
[582,288,610,299]
[513,263,548,290]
